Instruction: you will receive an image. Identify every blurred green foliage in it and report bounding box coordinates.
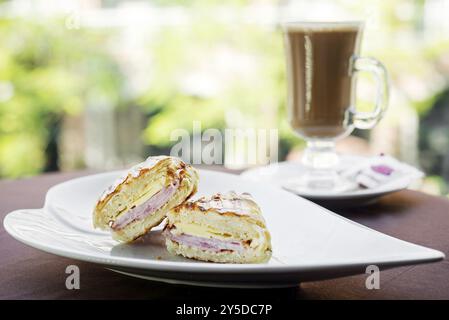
[139,12,300,154]
[0,18,125,178]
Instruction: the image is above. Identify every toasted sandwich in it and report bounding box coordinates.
[164,192,272,263]
[93,156,198,242]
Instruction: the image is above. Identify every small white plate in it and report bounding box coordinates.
[240,155,424,207]
[3,169,443,288]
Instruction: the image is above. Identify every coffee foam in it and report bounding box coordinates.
[282,21,362,33]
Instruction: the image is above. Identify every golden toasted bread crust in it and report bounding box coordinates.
[165,238,272,263]
[95,156,188,212]
[171,191,267,228]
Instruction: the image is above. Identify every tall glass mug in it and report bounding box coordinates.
[282,21,389,192]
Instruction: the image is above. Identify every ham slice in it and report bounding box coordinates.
[165,230,244,253]
[112,182,178,230]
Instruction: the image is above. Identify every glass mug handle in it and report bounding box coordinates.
[349,56,389,129]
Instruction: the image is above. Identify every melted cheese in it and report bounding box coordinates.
[126,175,167,209]
[175,222,234,241]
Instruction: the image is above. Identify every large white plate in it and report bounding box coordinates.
[3,170,444,288]
[241,156,424,207]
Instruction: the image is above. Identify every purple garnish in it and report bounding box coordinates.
[371,164,394,176]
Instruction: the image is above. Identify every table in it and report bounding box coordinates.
[1,169,448,300]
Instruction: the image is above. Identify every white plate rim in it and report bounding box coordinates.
[4,208,444,274]
[3,169,444,275]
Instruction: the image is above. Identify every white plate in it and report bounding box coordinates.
[240,156,424,207]
[3,170,443,288]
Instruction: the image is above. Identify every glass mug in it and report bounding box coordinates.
[282,21,389,192]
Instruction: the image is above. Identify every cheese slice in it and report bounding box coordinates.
[174,222,233,241]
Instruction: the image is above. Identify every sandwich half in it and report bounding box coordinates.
[164,192,272,263]
[93,156,198,242]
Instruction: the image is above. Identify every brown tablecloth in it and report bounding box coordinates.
[1,170,448,300]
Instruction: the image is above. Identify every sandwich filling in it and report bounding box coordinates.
[164,229,245,253]
[111,181,179,230]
